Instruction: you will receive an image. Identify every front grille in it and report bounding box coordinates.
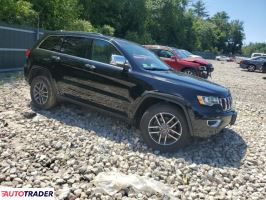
[206,64,214,72]
[219,96,232,111]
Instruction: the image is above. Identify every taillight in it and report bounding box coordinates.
[25,49,31,58]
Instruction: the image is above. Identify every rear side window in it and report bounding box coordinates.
[91,39,121,64]
[39,36,63,52]
[61,36,91,58]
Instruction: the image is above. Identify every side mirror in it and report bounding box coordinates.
[110,54,131,71]
[171,56,176,61]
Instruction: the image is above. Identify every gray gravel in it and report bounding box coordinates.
[0,61,265,199]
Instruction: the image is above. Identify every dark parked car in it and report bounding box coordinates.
[24,32,237,152]
[240,56,266,72]
[144,45,214,79]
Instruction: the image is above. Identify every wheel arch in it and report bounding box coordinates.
[28,65,54,84]
[181,66,198,72]
[132,93,193,135]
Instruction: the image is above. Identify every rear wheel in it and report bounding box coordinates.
[30,76,57,109]
[247,65,256,72]
[140,104,191,152]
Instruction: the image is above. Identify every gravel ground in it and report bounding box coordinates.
[0,61,265,200]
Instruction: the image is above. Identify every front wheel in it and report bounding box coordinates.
[140,104,191,152]
[30,76,57,109]
[183,68,197,76]
[247,65,256,72]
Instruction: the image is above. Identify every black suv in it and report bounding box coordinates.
[24,32,237,152]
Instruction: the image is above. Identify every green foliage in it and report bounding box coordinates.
[0,0,37,26]
[29,0,81,30]
[191,0,209,18]
[66,19,96,32]
[242,43,266,57]
[0,0,246,54]
[98,25,115,36]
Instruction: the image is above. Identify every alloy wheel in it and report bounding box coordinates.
[33,80,49,105]
[148,112,182,146]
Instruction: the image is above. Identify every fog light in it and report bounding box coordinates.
[207,120,221,128]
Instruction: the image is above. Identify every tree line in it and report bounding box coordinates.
[0,0,260,55]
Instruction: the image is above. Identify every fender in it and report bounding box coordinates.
[27,65,54,83]
[130,91,193,135]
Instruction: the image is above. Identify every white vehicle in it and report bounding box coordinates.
[216,55,233,62]
[251,53,266,58]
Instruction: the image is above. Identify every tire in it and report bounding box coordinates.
[183,68,197,76]
[30,76,57,109]
[247,65,256,72]
[140,104,191,152]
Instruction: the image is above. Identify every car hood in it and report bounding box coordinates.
[182,57,210,65]
[150,70,229,96]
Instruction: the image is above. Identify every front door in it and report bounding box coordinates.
[80,38,135,116]
[157,49,181,70]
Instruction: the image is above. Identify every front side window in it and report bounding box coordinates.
[91,39,121,64]
[39,36,63,52]
[158,50,174,58]
[61,36,91,58]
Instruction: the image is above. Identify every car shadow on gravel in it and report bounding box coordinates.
[166,129,247,168]
[32,103,247,169]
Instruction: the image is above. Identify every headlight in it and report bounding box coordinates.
[199,66,207,71]
[197,96,219,106]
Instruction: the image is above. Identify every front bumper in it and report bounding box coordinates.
[240,63,248,69]
[190,111,237,138]
[198,65,214,79]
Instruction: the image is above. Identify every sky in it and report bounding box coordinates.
[201,0,266,44]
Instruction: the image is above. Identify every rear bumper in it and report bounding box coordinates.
[190,110,237,138]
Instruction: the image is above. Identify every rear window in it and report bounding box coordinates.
[61,36,91,58]
[39,36,63,52]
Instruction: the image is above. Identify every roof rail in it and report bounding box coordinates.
[56,30,103,36]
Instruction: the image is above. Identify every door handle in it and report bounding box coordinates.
[85,63,96,70]
[51,55,61,61]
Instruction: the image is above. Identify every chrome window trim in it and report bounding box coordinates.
[37,34,131,69]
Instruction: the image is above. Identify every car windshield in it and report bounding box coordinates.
[181,50,193,56]
[174,49,189,58]
[118,41,170,71]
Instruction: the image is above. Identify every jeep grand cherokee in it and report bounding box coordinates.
[24,32,237,152]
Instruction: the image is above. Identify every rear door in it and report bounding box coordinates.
[35,35,64,78]
[55,36,93,99]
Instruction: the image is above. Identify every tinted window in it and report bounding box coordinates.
[158,50,174,58]
[91,39,121,64]
[39,36,63,52]
[61,36,91,58]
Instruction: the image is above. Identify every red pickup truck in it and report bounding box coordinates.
[144,45,214,79]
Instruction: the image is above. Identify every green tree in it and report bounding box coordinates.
[66,19,96,32]
[192,0,209,18]
[29,0,81,30]
[0,0,37,26]
[210,11,231,53]
[193,18,216,51]
[242,43,266,56]
[228,20,245,54]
